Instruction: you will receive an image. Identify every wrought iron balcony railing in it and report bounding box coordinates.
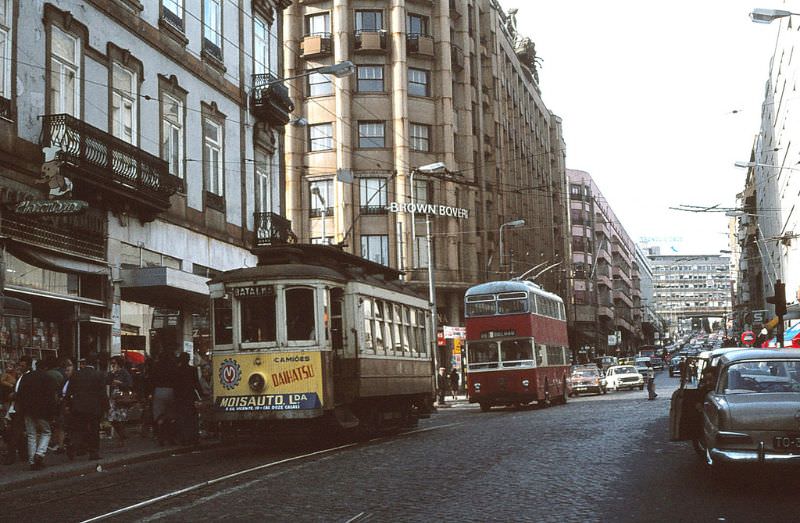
[300,32,333,57]
[41,113,179,221]
[254,212,297,247]
[251,73,294,126]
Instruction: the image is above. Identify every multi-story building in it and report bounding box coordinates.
[283,1,571,351]
[736,9,800,323]
[0,0,291,368]
[733,160,765,330]
[634,244,667,345]
[647,252,732,338]
[567,169,641,358]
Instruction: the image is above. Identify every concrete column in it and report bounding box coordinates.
[333,0,352,247]
[390,0,410,273]
[284,2,304,235]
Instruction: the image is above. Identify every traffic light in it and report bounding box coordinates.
[766,279,787,317]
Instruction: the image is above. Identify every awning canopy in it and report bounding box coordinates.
[7,242,108,275]
[119,266,210,310]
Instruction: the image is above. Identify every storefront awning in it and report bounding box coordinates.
[7,242,108,275]
[119,267,210,310]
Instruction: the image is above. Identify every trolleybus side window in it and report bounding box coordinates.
[240,291,277,343]
[213,296,232,346]
[497,292,528,314]
[362,297,375,353]
[535,344,546,366]
[286,287,316,341]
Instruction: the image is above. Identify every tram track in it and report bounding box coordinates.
[80,422,463,522]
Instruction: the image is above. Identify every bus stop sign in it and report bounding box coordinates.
[741,330,755,347]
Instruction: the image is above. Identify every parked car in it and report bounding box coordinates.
[669,356,683,377]
[605,365,644,391]
[650,356,664,371]
[570,365,606,396]
[670,349,800,467]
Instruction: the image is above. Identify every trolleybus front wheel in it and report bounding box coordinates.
[479,402,492,412]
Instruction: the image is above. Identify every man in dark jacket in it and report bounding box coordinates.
[65,353,108,460]
[17,358,59,470]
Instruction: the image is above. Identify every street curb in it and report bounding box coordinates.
[0,440,223,493]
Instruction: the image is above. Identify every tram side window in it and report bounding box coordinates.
[374,301,385,353]
[416,309,427,357]
[383,302,395,355]
[392,304,403,354]
[286,287,316,341]
[402,306,413,355]
[362,297,374,353]
[240,294,277,343]
[214,296,233,346]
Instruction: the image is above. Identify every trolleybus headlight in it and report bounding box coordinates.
[248,373,266,392]
[521,379,530,387]
[473,382,481,391]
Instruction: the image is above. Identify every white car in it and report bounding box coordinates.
[604,365,645,391]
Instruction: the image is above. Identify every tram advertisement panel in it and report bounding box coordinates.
[213,352,323,412]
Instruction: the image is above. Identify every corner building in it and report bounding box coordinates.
[0,0,291,368]
[284,0,572,345]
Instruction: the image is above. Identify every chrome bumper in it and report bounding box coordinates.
[710,444,800,464]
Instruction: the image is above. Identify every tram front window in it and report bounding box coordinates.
[501,339,533,367]
[287,287,316,341]
[240,294,277,343]
[468,341,499,369]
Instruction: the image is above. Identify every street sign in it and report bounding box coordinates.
[741,330,755,347]
[752,309,768,324]
[437,331,445,347]
[608,334,617,346]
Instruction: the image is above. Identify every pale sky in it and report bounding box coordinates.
[500,0,778,255]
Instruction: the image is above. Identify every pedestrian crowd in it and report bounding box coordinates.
[0,350,212,471]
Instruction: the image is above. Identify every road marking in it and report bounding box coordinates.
[80,423,461,522]
[79,443,357,523]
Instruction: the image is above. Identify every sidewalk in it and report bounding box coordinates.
[0,429,220,492]
[435,394,470,408]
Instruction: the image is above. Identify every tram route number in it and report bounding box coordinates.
[216,393,321,412]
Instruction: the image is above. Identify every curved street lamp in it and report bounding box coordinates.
[750,8,800,24]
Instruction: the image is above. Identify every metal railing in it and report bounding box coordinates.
[251,73,294,125]
[254,212,297,246]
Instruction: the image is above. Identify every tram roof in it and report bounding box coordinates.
[465,279,561,301]
[210,244,417,296]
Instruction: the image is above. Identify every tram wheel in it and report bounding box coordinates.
[479,402,492,412]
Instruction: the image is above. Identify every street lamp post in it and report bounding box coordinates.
[499,219,525,277]
[311,187,326,244]
[408,162,447,269]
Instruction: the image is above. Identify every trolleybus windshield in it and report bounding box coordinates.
[468,339,535,369]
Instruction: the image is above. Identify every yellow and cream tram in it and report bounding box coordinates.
[209,244,434,436]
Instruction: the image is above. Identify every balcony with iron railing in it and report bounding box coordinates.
[359,204,387,215]
[301,32,333,58]
[354,30,387,53]
[251,73,294,126]
[254,212,297,247]
[41,113,179,222]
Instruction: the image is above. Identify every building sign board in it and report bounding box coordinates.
[387,202,469,219]
[12,200,88,215]
[443,325,466,339]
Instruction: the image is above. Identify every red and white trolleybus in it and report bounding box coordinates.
[464,279,571,411]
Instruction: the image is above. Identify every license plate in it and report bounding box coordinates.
[774,435,800,450]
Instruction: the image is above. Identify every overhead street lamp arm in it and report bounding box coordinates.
[750,8,800,23]
[264,61,356,86]
[734,161,800,171]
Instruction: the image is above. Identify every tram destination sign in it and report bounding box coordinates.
[232,285,274,298]
[388,202,469,219]
[12,199,88,215]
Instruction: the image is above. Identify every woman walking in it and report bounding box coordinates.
[107,357,133,446]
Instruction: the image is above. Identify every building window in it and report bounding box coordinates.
[358,121,385,148]
[359,178,387,214]
[355,10,383,32]
[307,71,333,97]
[0,0,11,101]
[254,149,274,214]
[407,14,429,35]
[111,64,137,145]
[202,0,222,60]
[408,68,430,97]
[361,235,389,266]
[161,92,184,179]
[410,123,430,152]
[357,65,383,92]
[309,179,333,218]
[162,0,183,29]
[309,123,333,151]
[305,12,330,36]
[203,117,224,196]
[50,26,80,117]
[254,14,279,76]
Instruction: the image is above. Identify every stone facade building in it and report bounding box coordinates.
[283,0,571,344]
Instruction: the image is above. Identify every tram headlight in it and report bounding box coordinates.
[521,379,530,388]
[473,382,481,391]
[248,373,266,392]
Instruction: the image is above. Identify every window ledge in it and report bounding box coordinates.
[305,94,335,100]
[202,46,227,74]
[205,191,226,212]
[112,0,144,13]
[158,17,188,47]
